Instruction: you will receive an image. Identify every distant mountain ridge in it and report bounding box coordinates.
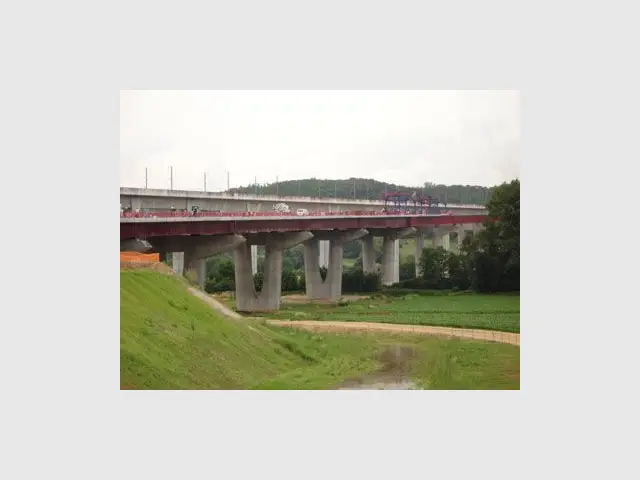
[228,178,496,205]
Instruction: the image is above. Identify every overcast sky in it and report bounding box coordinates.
[120,90,520,192]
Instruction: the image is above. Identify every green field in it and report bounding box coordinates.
[121,270,519,389]
[243,293,520,333]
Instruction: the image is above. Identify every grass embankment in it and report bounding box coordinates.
[228,293,520,333]
[121,271,520,389]
[122,270,380,389]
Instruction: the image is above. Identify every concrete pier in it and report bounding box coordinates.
[234,232,313,312]
[361,234,376,274]
[303,229,368,301]
[379,228,415,286]
[415,230,425,277]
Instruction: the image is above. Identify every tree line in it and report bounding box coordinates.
[228,177,496,205]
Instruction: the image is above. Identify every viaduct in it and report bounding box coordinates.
[120,187,488,312]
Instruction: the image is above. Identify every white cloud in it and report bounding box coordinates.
[120,90,520,191]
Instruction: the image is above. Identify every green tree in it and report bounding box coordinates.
[343,241,361,259]
[399,256,416,281]
[465,179,520,292]
[419,247,450,289]
[447,252,471,291]
[282,268,300,292]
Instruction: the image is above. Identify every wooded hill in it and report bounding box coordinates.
[228,178,496,205]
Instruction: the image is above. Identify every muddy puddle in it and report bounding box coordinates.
[337,345,419,390]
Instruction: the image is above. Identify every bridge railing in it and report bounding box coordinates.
[119,209,456,219]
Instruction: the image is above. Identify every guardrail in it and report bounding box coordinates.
[119,209,456,219]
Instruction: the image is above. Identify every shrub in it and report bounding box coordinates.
[342,269,381,293]
[282,268,300,292]
[253,271,264,291]
[204,278,235,293]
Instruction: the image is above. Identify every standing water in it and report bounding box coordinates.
[336,345,419,390]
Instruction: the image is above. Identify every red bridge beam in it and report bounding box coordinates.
[120,215,488,239]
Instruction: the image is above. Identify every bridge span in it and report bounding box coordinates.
[120,211,487,312]
[120,187,487,216]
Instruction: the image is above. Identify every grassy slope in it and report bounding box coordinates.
[121,270,383,389]
[246,293,521,333]
[121,271,519,389]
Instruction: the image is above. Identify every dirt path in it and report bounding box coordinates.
[186,287,243,320]
[266,320,520,346]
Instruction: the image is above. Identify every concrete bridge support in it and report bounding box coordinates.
[235,232,313,312]
[172,252,184,275]
[303,229,368,301]
[151,234,245,288]
[185,255,207,288]
[456,224,476,251]
[415,229,425,277]
[433,226,454,251]
[361,234,376,274]
[184,235,246,288]
[393,239,400,283]
[380,228,416,286]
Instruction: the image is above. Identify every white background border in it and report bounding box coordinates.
[2,0,637,478]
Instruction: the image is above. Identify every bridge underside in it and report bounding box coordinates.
[123,219,484,312]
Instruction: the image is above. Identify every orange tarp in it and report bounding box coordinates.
[120,252,160,263]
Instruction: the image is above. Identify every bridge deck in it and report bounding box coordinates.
[120,213,488,238]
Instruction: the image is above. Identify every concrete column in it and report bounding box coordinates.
[303,239,321,297]
[172,252,184,275]
[415,230,425,277]
[393,239,399,283]
[381,237,396,286]
[235,232,312,312]
[153,235,245,289]
[361,234,375,274]
[303,229,368,301]
[185,255,206,289]
[303,240,343,300]
[234,242,283,312]
[251,245,258,275]
[457,224,469,251]
[379,228,415,286]
[433,227,451,251]
[318,240,330,268]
